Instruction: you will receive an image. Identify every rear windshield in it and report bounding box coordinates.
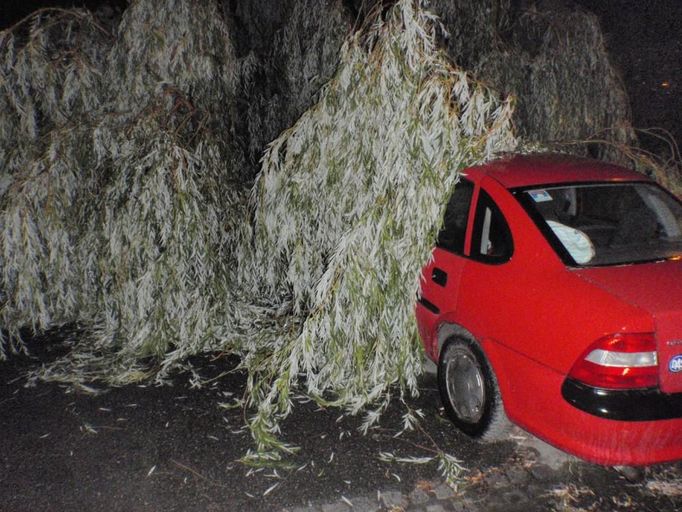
[516,182,682,266]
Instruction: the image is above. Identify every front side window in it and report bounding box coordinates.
[517,182,682,266]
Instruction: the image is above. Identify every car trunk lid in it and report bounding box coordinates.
[574,259,682,394]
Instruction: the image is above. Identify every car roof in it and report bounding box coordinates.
[462,153,650,189]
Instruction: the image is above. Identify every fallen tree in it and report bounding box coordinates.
[1,0,678,459]
[240,0,516,453]
[0,0,242,372]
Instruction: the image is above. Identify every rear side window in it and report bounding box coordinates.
[470,189,513,264]
[437,179,474,254]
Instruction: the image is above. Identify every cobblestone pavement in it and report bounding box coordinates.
[282,441,682,512]
[282,464,682,512]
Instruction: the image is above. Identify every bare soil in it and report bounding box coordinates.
[1,335,680,511]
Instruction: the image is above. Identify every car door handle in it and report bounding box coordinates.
[431,267,448,287]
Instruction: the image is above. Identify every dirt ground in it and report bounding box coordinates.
[1,336,681,512]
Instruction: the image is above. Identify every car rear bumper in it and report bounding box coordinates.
[561,379,682,421]
[486,340,682,466]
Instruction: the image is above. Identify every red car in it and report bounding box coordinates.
[416,154,682,466]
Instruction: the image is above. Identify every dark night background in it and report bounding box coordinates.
[1,0,680,153]
[1,3,681,511]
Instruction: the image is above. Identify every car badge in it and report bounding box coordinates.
[669,355,682,373]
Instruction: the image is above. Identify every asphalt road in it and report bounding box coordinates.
[1,336,681,512]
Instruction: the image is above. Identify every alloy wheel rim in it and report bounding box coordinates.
[446,348,486,423]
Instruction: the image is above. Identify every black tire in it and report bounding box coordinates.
[437,336,510,441]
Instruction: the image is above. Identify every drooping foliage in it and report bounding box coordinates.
[0,1,517,453]
[1,0,677,457]
[0,9,110,171]
[428,0,636,161]
[0,9,111,349]
[228,0,352,173]
[0,0,243,366]
[425,0,682,190]
[86,0,241,367]
[238,0,516,451]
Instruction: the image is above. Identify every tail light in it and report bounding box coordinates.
[567,333,658,389]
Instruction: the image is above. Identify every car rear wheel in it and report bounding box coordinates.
[438,336,510,441]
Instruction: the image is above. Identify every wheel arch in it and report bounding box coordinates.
[436,322,477,356]
[436,321,513,417]
[437,325,513,440]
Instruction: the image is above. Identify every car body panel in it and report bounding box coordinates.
[487,339,682,465]
[475,153,646,188]
[417,154,682,465]
[574,262,682,393]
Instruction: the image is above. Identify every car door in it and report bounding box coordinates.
[455,178,541,357]
[457,177,618,372]
[417,179,475,357]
